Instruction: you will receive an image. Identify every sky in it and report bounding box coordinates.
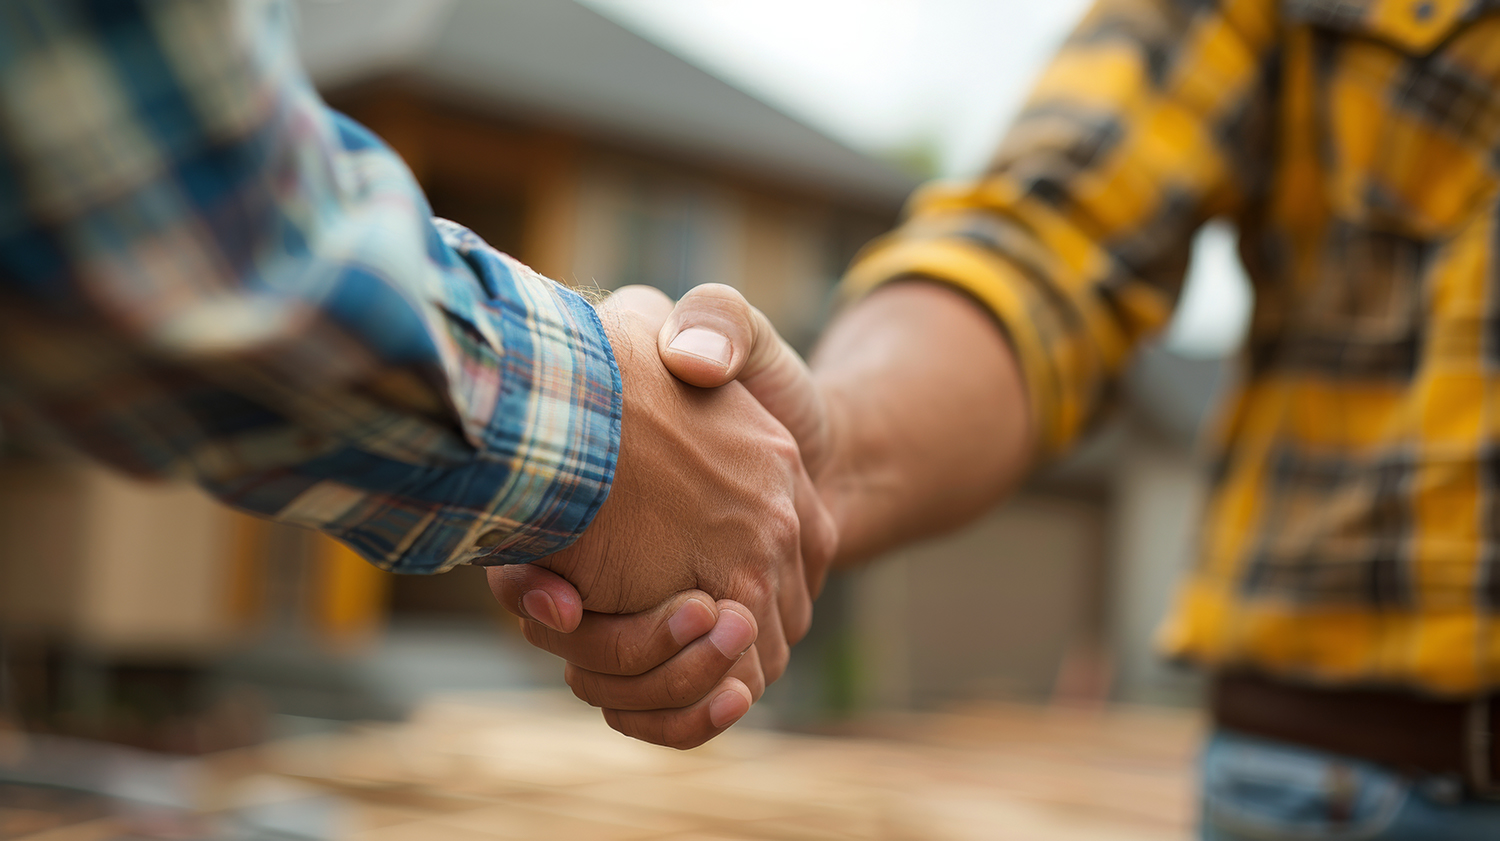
[576,0,1253,358]
[578,0,1090,177]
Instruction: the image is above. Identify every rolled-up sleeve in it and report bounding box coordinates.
[842,0,1279,457]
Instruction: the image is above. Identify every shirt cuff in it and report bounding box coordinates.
[323,227,622,573]
[840,235,1080,458]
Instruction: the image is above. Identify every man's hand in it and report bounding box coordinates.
[497,279,1033,749]
[656,280,1032,566]
[487,286,837,749]
[655,284,835,480]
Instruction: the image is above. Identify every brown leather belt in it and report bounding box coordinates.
[1211,672,1500,795]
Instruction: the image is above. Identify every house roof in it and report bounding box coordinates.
[293,0,921,208]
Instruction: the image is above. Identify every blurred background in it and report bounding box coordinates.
[0,1,1252,837]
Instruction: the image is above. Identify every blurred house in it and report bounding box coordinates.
[0,0,1229,747]
[297,0,914,350]
[0,0,916,742]
[293,0,1235,718]
[291,0,917,631]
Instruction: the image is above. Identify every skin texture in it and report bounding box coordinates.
[797,280,1033,565]
[495,280,1035,749]
[487,287,836,748]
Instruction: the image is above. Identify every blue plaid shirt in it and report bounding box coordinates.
[0,0,621,573]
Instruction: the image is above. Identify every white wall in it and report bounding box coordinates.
[849,493,1107,709]
[1106,439,1209,706]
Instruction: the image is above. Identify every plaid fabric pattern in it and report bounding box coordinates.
[845,0,1500,693]
[0,0,621,573]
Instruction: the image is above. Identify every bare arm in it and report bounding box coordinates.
[811,280,1035,566]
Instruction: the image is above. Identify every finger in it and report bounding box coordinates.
[602,677,754,750]
[656,283,765,386]
[658,284,830,474]
[595,647,765,749]
[564,604,757,711]
[486,564,583,633]
[770,493,815,649]
[776,543,814,650]
[600,284,674,326]
[756,594,793,685]
[521,591,730,676]
[727,642,767,702]
[794,462,838,602]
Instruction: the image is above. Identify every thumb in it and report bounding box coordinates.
[658,284,830,475]
[486,563,584,633]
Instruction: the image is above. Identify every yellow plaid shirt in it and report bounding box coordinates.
[845,0,1500,695]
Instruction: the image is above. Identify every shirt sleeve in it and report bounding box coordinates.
[842,0,1280,457]
[0,0,621,573]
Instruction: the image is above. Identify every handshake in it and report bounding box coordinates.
[487,282,841,751]
[484,279,1032,750]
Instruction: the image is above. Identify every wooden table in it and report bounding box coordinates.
[7,694,1202,840]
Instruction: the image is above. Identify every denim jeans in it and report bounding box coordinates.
[1200,730,1500,840]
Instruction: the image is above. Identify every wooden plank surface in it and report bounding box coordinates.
[251,694,1201,840]
[4,694,1200,839]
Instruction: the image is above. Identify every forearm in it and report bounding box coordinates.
[0,0,621,572]
[811,280,1035,566]
[833,0,1280,477]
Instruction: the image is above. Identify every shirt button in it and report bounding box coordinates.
[474,529,504,549]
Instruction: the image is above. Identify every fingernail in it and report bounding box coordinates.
[522,590,562,631]
[707,611,755,659]
[709,686,751,729]
[667,328,731,367]
[668,598,716,647]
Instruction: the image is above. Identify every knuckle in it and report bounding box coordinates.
[568,671,604,708]
[768,433,801,466]
[750,503,799,568]
[609,629,651,676]
[685,282,745,307]
[663,717,710,751]
[778,434,800,462]
[661,667,707,708]
[772,501,800,548]
[737,565,776,606]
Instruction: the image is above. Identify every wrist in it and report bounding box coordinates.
[808,377,899,568]
[805,280,1037,567]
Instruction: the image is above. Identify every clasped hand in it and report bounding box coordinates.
[488,284,836,749]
